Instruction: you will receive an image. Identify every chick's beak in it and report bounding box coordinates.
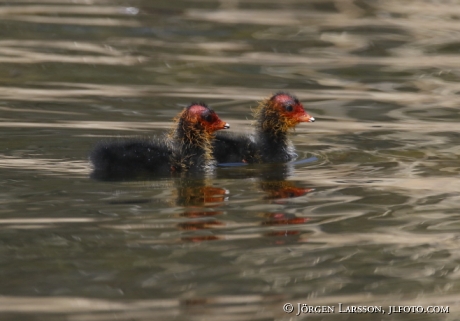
[297,113,315,123]
[214,119,230,130]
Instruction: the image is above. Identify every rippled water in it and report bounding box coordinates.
[1,0,460,320]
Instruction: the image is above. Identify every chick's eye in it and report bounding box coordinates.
[203,113,213,122]
[285,104,294,112]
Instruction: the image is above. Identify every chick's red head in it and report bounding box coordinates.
[186,103,230,133]
[269,93,315,127]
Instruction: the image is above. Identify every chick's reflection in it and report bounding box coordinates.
[260,180,313,201]
[261,212,310,225]
[175,161,316,243]
[176,185,227,208]
[174,179,227,236]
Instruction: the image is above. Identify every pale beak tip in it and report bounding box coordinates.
[224,123,230,129]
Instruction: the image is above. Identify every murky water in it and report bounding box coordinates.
[1,0,460,320]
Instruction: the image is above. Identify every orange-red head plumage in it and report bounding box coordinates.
[172,103,229,167]
[255,92,315,133]
[178,103,229,136]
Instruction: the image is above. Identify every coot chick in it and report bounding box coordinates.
[213,92,314,164]
[90,103,229,180]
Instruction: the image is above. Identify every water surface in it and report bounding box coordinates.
[1,0,460,320]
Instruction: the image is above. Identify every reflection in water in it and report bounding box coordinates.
[261,213,309,226]
[176,181,226,232]
[98,166,312,243]
[176,176,310,242]
[260,180,313,201]
[257,164,312,234]
[174,184,227,208]
[176,164,312,243]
